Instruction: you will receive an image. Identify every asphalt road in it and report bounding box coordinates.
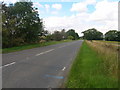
[2,40,83,88]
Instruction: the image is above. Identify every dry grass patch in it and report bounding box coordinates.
[86,40,118,78]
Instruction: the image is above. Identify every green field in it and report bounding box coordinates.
[2,40,72,53]
[65,41,118,88]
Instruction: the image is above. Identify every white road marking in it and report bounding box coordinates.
[0,41,81,69]
[35,49,55,56]
[36,41,78,56]
[0,62,16,68]
[62,67,66,71]
[35,52,44,56]
[58,45,66,48]
[44,49,54,53]
[58,41,78,49]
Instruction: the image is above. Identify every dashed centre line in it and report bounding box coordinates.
[0,62,16,68]
[2,41,78,69]
[35,49,55,56]
[58,45,66,48]
[62,67,66,71]
[35,42,77,56]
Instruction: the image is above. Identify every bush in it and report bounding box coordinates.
[39,40,46,43]
[67,36,74,40]
[3,38,24,48]
[39,36,46,40]
[46,35,54,41]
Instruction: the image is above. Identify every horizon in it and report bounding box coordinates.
[1,0,119,36]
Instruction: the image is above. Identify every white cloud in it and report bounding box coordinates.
[51,11,58,14]
[61,0,72,2]
[44,0,118,36]
[52,4,62,10]
[90,0,118,21]
[89,0,118,33]
[33,2,43,8]
[44,14,91,36]
[45,4,50,13]
[85,0,96,5]
[70,2,87,12]
[70,0,96,12]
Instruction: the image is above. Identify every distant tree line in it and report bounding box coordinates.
[82,28,120,41]
[2,2,79,48]
[44,29,79,42]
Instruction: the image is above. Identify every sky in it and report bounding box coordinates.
[1,0,119,36]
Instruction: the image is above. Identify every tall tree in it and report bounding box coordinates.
[52,31,62,41]
[2,2,44,48]
[2,2,17,48]
[82,28,103,40]
[13,2,44,43]
[105,30,118,41]
[66,29,79,40]
[61,29,67,40]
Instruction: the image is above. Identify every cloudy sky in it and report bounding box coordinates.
[1,0,119,36]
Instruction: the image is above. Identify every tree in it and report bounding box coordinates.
[46,34,54,41]
[118,31,120,41]
[2,2,19,48]
[67,36,74,40]
[66,29,79,40]
[2,2,44,48]
[75,33,79,39]
[13,2,44,43]
[52,31,63,41]
[61,29,67,40]
[105,30,118,41]
[82,28,103,40]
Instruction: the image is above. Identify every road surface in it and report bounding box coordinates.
[2,40,83,88]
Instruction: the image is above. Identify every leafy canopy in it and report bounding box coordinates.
[82,28,103,40]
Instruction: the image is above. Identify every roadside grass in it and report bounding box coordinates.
[65,41,118,88]
[2,40,72,53]
[87,40,118,77]
[97,40,120,44]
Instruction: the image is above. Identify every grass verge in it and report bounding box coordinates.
[2,40,72,53]
[65,41,118,88]
[96,40,120,44]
